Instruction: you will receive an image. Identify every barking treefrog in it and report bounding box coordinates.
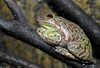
[37,13,93,63]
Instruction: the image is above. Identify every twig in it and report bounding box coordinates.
[0,50,44,68]
[4,0,26,22]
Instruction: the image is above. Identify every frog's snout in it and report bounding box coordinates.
[37,16,41,21]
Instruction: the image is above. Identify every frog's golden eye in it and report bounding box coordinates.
[47,13,54,19]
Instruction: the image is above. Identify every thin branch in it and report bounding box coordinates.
[0,0,99,68]
[0,50,44,68]
[4,0,26,22]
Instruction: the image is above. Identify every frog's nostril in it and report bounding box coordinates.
[37,16,43,21]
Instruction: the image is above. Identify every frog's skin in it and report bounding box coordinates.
[37,13,93,63]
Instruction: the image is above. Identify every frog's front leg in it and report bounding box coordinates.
[55,46,76,59]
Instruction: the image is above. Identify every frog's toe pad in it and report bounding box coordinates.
[55,46,75,59]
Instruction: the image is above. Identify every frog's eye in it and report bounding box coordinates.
[47,13,54,19]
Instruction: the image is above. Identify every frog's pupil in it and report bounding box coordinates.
[47,14,53,19]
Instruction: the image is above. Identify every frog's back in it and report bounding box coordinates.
[56,16,84,38]
[57,17,93,62]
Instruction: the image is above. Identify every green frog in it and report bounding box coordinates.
[37,13,93,63]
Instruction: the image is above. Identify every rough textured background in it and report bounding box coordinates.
[0,0,100,68]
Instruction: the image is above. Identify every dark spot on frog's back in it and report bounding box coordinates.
[80,55,85,59]
[71,34,74,38]
[78,49,86,56]
[76,44,81,50]
[62,18,67,22]
[82,38,85,41]
[45,37,48,40]
[87,53,92,61]
[76,36,79,40]
[87,53,90,59]
[71,29,74,32]
[72,37,76,41]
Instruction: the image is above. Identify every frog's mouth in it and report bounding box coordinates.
[38,22,56,30]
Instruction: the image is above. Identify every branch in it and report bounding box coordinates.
[45,0,100,50]
[0,50,44,68]
[4,0,26,22]
[0,0,99,68]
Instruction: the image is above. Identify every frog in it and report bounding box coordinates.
[37,13,93,63]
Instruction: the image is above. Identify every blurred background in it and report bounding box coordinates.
[0,0,100,68]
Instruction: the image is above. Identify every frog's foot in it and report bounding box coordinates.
[55,46,76,59]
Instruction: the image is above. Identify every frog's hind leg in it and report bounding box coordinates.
[55,46,76,59]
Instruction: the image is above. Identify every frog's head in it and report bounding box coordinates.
[37,13,60,30]
[37,13,61,45]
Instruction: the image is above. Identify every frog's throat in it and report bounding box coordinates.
[37,27,62,45]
